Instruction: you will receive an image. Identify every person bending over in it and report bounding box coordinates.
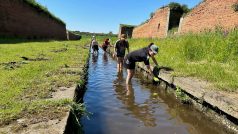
[102,38,111,52]
[124,43,159,84]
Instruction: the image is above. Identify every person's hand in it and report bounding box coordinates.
[155,65,159,69]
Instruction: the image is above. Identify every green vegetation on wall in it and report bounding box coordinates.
[168,2,190,13]
[140,2,190,26]
[232,3,238,12]
[23,0,65,25]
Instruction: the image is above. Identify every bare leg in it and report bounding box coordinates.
[118,57,124,72]
[126,69,135,85]
[117,57,123,73]
[117,63,120,73]
[119,61,122,72]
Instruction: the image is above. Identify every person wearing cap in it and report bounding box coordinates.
[124,43,159,84]
[114,34,129,73]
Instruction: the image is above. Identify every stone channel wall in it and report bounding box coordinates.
[132,7,170,38]
[178,0,238,34]
[0,0,67,40]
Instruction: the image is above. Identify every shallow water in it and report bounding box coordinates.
[80,49,228,134]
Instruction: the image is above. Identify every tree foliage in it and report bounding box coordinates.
[168,2,190,13]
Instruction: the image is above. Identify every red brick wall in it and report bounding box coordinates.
[0,0,67,40]
[132,7,170,38]
[179,0,238,34]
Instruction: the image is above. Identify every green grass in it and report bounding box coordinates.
[23,0,65,25]
[128,29,238,91]
[0,38,90,125]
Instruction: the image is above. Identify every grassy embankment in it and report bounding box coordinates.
[128,30,238,91]
[0,38,90,125]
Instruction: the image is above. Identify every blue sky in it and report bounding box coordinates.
[36,0,202,34]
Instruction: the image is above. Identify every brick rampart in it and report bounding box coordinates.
[0,0,67,40]
[132,7,170,38]
[179,0,238,34]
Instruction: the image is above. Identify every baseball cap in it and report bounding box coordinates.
[150,44,159,54]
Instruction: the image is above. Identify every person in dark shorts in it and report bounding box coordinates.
[102,38,111,52]
[114,34,129,73]
[91,39,99,55]
[124,43,159,84]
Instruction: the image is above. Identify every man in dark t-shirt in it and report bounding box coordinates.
[124,43,159,84]
[114,34,129,73]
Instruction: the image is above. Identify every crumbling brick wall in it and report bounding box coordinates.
[179,0,238,34]
[118,24,135,38]
[0,0,67,40]
[132,7,170,38]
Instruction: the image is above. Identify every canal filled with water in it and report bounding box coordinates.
[80,49,228,134]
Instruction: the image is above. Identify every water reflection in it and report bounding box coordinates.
[113,73,156,127]
[103,52,108,63]
[92,53,98,63]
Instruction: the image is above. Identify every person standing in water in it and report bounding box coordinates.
[102,38,111,52]
[124,43,159,84]
[91,38,99,55]
[114,34,129,73]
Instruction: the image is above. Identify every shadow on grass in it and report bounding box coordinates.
[0,37,58,44]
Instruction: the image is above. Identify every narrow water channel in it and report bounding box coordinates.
[80,49,228,134]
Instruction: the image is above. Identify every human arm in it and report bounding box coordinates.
[145,56,159,76]
[114,41,118,57]
[127,41,130,53]
[127,45,130,54]
[146,65,153,75]
[151,55,159,67]
[144,59,153,75]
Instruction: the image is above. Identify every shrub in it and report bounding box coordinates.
[232,3,238,12]
[168,2,190,13]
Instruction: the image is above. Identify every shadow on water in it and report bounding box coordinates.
[92,53,99,63]
[102,52,108,63]
[76,48,230,134]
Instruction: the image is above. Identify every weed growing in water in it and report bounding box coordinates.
[175,87,191,104]
[69,101,91,126]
